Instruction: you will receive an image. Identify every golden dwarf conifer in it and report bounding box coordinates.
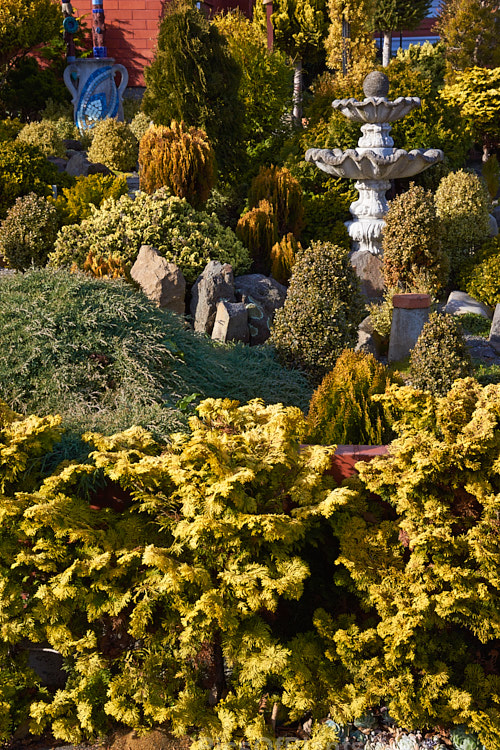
[305,349,399,446]
[0,399,346,744]
[236,199,278,274]
[139,121,216,209]
[270,233,301,285]
[248,165,304,239]
[290,379,500,749]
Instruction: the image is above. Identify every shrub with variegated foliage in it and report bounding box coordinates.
[270,241,365,383]
[50,189,250,283]
[87,118,138,172]
[382,183,449,294]
[17,119,66,158]
[435,169,491,275]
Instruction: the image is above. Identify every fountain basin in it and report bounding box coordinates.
[305,147,444,181]
[332,96,421,123]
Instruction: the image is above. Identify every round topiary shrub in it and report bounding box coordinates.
[248,164,303,238]
[409,312,472,395]
[17,119,67,158]
[382,183,449,294]
[139,121,216,208]
[0,193,59,270]
[435,169,491,275]
[0,141,60,218]
[87,117,138,172]
[463,239,500,309]
[305,349,400,446]
[130,111,152,142]
[50,189,250,283]
[270,241,365,383]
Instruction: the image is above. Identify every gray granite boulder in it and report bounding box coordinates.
[489,213,499,237]
[65,151,87,177]
[190,261,235,334]
[234,274,286,345]
[131,245,186,314]
[444,290,492,319]
[211,300,249,343]
[65,151,111,177]
[47,156,68,173]
[356,315,381,357]
[489,303,500,353]
[350,249,384,299]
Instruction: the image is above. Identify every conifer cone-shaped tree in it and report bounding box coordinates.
[236,199,278,274]
[142,0,243,176]
[139,121,216,209]
[270,233,301,285]
[248,165,304,238]
[306,349,399,446]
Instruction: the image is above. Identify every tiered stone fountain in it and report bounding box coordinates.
[306,71,443,297]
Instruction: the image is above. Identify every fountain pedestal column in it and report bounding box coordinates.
[347,179,391,255]
[305,71,444,297]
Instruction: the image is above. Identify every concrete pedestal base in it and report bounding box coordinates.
[350,250,384,299]
[388,294,431,363]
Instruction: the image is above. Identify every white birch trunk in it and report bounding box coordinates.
[292,58,303,126]
[382,30,392,67]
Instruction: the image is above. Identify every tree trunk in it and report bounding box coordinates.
[382,30,392,67]
[292,58,303,127]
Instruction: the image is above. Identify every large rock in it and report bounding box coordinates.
[444,290,492,319]
[211,300,249,343]
[65,151,111,177]
[47,155,68,173]
[356,315,383,357]
[234,274,287,345]
[87,161,112,176]
[190,261,235,334]
[65,151,88,177]
[489,303,500,353]
[489,213,499,237]
[63,138,84,152]
[350,250,384,299]
[131,245,186,314]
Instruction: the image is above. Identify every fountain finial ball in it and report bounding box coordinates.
[363,71,390,98]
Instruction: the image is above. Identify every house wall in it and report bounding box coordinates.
[75,0,164,86]
[73,0,439,88]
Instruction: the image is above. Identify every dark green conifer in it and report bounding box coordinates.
[142,0,243,176]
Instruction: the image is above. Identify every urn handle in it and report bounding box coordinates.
[63,63,79,100]
[111,63,129,99]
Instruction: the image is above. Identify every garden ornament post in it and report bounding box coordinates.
[63,0,128,133]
